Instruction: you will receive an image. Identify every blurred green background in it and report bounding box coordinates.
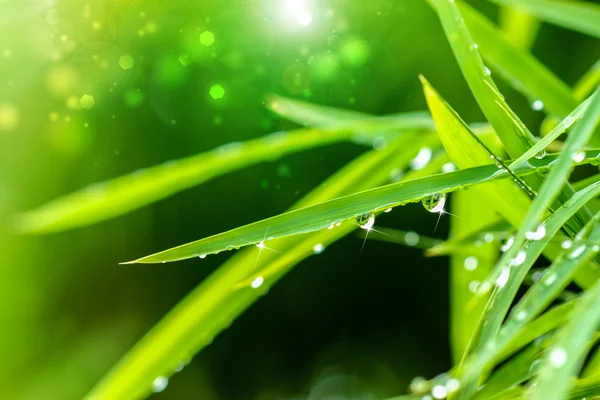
[1,0,599,399]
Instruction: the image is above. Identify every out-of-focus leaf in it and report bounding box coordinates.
[498,6,539,50]
[489,0,600,39]
[15,112,433,234]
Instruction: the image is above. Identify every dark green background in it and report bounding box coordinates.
[1,0,599,398]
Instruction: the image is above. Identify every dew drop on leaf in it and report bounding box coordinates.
[422,193,446,213]
[152,376,169,393]
[357,212,375,230]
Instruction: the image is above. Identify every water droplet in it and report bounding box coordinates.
[561,239,572,249]
[313,243,325,254]
[251,276,264,289]
[535,149,547,159]
[568,245,586,259]
[544,272,557,286]
[384,208,392,213]
[422,193,446,213]
[531,100,544,111]
[483,233,494,242]
[442,162,456,173]
[432,385,447,399]
[477,281,492,295]
[572,151,586,163]
[405,231,420,246]
[514,310,528,321]
[373,136,387,150]
[411,147,433,170]
[152,376,169,393]
[445,378,460,393]
[410,376,428,394]
[356,213,375,231]
[327,223,335,230]
[525,224,546,241]
[390,168,404,182]
[513,250,527,266]
[464,256,478,271]
[199,254,206,259]
[501,237,515,252]
[468,281,480,293]
[496,268,510,288]
[484,66,491,76]
[256,241,266,249]
[550,347,568,368]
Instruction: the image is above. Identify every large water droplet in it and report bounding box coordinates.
[422,193,446,213]
[410,147,433,170]
[568,245,586,259]
[550,347,568,368]
[313,243,325,254]
[572,151,586,163]
[531,100,544,111]
[464,256,478,271]
[525,224,546,241]
[445,378,460,393]
[431,385,447,399]
[496,268,510,288]
[513,250,527,266]
[250,276,264,289]
[152,376,169,393]
[357,213,375,230]
[561,239,572,249]
[501,237,515,252]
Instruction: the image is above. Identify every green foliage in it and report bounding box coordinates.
[9,1,600,399]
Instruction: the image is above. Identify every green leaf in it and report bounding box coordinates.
[574,59,600,102]
[429,0,537,158]
[498,6,539,50]
[459,86,600,395]
[15,112,432,234]
[267,94,370,126]
[459,188,600,388]
[85,132,440,400]
[460,2,576,118]
[532,266,600,399]
[449,189,499,363]
[489,0,600,39]
[124,153,595,264]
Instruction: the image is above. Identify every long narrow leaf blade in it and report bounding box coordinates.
[125,153,596,264]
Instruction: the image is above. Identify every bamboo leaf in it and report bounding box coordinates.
[124,153,596,265]
[85,133,439,400]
